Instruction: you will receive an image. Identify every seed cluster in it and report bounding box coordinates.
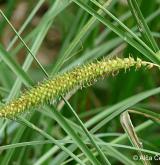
[0,57,156,118]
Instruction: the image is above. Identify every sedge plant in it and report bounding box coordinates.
[0,0,160,165]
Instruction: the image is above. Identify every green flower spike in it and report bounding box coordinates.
[0,57,158,118]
